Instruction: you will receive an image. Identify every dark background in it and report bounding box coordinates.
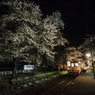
[29,0,95,47]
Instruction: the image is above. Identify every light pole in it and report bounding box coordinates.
[85,34,95,79]
[86,53,95,79]
[84,0,95,78]
[89,37,95,79]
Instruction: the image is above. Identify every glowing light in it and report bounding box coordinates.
[67,61,70,64]
[67,67,70,70]
[67,61,70,67]
[75,63,78,66]
[71,63,74,67]
[76,67,79,70]
[86,54,90,57]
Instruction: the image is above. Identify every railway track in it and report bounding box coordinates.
[41,76,76,95]
[26,75,78,95]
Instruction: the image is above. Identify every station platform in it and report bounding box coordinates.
[61,70,95,95]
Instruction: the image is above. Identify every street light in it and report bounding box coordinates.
[86,53,91,66]
[86,53,90,57]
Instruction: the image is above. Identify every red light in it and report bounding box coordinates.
[67,67,70,70]
[76,67,79,70]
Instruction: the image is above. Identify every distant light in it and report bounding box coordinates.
[67,61,70,67]
[67,61,70,64]
[71,63,74,67]
[76,67,79,70]
[75,63,78,66]
[67,67,70,70]
[86,54,90,57]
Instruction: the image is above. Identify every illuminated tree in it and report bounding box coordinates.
[0,0,68,73]
[66,47,83,62]
[0,0,43,77]
[42,11,68,64]
[78,34,95,67]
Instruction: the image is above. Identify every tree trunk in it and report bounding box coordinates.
[12,58,18,79]
[58,65,60,73]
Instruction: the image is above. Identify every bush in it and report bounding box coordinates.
[0,77,11,95]
[2,70,67,95]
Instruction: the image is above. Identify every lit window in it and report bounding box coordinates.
[71,63,74,67]
[75,63,78,67]
[67,61,70,67]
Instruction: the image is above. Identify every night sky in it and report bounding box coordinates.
[29,0,95,47]
[0,0,95,47]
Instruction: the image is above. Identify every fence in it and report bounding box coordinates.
[0,70,32,76]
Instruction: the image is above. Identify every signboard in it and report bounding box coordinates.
[24,65,34,70]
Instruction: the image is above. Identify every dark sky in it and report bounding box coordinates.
[0,0,95,47]
[30,0,95,47]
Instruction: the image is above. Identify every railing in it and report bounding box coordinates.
[0,70,32,76]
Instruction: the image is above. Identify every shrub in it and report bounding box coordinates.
[0,77,11,95]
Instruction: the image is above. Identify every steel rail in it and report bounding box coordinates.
[41,76,76,95]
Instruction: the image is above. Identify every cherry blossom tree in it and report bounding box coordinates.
[0,0,68,74]
[66,47,83,62]
[0,0,43,76]
[42,11,68,63]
